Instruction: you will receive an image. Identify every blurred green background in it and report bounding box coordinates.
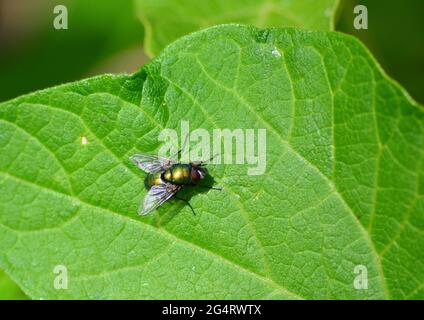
[0,0,146,102]
[0,0,422,299]
[337,0,424,105]
[0,0,422,104]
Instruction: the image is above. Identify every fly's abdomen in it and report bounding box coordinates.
[162,164,191,185]
[144,172,163,189]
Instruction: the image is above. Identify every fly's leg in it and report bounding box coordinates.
[200,185,222,191]
[175,196,196,215]
[171,134,189,161]
[190,184,222,191]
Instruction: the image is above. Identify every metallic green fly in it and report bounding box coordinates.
[130,152,220,215]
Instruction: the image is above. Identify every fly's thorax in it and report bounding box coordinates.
[162,164,192,185]
[144,171,163,189]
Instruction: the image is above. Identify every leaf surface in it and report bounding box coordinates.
[0,25,423,299]
[136,0,340,56]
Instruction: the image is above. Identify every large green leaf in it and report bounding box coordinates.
[136,0,340,56]
[0,25,423,299]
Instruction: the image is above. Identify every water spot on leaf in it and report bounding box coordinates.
[324,8,332,17]
[271,47,281,58]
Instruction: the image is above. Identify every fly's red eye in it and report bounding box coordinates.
[191,169,200,181]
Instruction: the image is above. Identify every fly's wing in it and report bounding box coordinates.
[130,153,177,173]
[139,183,181,215]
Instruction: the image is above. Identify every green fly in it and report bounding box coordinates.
[130,152,220,215]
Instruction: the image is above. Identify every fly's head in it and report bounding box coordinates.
[191,161,208,182]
